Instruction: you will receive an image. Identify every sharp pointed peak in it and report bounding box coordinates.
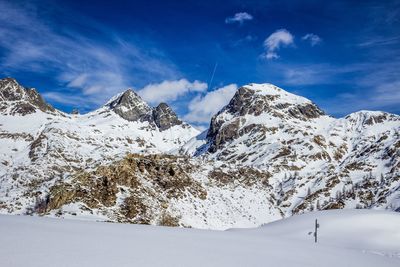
[105,88,144,107]
[153,102,182,131]
[104,88,152,122]
[0,77,55,114]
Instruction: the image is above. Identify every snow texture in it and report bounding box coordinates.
[0,210,399,267]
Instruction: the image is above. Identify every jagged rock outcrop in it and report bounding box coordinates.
[206,84,325,153]
[153,103,183,131]
[106,89,153,123]
[0,78,55,115]
[0,78,26,101]
[38,154,207,225]
[33,153,277,228]
[106,90,185,131]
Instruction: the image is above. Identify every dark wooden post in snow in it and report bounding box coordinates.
[314,219,320,243]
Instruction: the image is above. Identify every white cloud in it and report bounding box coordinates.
[263,29,294,59]
[138,79,208,104]
[225,12,253,25]
[183,84,238,124]
[302,33,322,46]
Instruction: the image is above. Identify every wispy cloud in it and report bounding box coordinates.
[42,92,98,111]
[281,64,361,85]
[321,81,400,116]
[0,1,179,108]
[302,33,322,46]
[225,12,253,25]
[138,79,208,105]
[262,29,294,59]
[357,36,400,47]
[276,60,400,115]
[183,84,238,125]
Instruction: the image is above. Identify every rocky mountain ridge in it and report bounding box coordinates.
[0,78,399,229]
[0,78,56,115]
[106,89,183,131]
[0,78,199,219]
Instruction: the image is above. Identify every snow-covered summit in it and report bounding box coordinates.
[179,82,400,222]
[106,89,153,122]
[201,83,325,153]
[214,83,324,122]
[243,83,313,105]
[0,78,26,101]
[0,77,56,115]
[103,88,186,131]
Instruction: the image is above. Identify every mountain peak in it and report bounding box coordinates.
[0,77,27,101]
[106,88,153,122]
[0,77,55,115]
[204,83,326,153]
[220,84,324,120]
[344,110,399,127]
[242,83,314,106]
[153,102,183,131]
[105,89,188,131]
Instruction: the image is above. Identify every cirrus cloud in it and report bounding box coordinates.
[0,1,180,110]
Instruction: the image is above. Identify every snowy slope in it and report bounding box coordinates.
[0,79,399,230]
[181,83,400,215]
[0,78,199,213]
[1,210,399,267]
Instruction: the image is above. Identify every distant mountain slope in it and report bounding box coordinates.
[0,79,399,229]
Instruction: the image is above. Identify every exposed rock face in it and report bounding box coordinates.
[107,89,153,123]
[206,84,325,152]
[107,90,184,131]
[220,85,324,118]
[25,88,55,113]
[0,78,55,115]
[180,83,400,223]
[40,154,207,225]
[0,78,26,101]
[153,103,183,131]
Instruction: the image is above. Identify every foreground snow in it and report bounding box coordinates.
[1,210,399,267]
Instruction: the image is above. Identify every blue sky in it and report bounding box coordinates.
[0,0,399,128]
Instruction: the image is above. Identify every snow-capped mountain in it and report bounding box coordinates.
[0,79,399,230]
[0,78,199,214]
[0,78,57,115]
[183,83,400,216]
